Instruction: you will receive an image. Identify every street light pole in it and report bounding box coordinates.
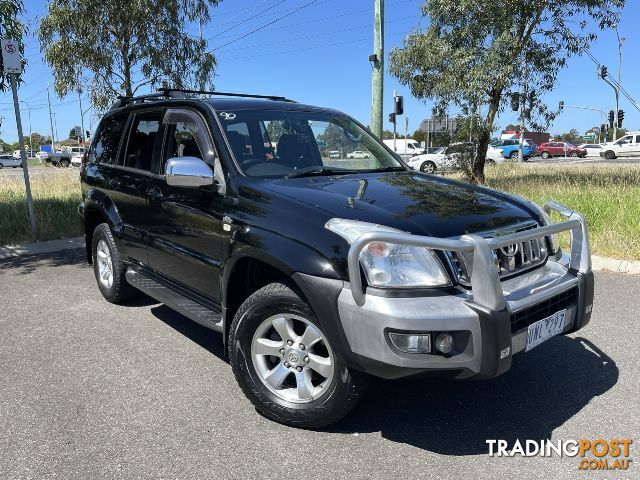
[47,84,55,146]
[20,100,32,157]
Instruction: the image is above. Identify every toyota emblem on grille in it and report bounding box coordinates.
[500,244,519,257]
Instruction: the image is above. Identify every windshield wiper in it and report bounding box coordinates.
[285,166,359,179]
[367,166,407,172]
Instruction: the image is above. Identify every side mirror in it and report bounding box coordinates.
[164,156,214,188]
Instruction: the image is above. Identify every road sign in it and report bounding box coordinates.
[73,126,82,137]
[1,39,22,74]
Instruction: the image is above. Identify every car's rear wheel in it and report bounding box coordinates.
[60,159,70,168]
[540,151,550,159]
[0,163,3,169]
[604,150,615,160]
[229,282,368,428]
[509,151,519,160]
[570,151,578,157]
[420,161,437,174]
[91,223,137,303]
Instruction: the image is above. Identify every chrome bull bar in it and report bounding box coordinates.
[347,201,591,309]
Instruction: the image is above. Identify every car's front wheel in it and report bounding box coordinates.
[420,161,437,174]
[229,282,368,428]
[604,150,615,160]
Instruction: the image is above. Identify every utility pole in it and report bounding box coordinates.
[518,64,528,163]
[370,0,384,138]
[47,84,55,146]
[616,28,624,138]
[78,90,85,145]
[20,101,32,157]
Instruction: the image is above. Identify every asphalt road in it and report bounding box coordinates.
[0,250,638,479]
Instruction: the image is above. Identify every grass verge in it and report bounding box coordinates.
[0,171,82,246]
[1,163,638,260]
[479,163,640,260]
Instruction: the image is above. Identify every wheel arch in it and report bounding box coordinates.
[221,227,343,352]
[83,189,122,264]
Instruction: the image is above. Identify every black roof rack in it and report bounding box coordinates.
[109,90,187,110]
[158,88,296,103]
[109,88,295,111]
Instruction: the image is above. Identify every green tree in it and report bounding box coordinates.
[39,0,221,111]
[412,129,426,143]
[0,0,26,129]
[389,0,623,183]
[555,128,581,144]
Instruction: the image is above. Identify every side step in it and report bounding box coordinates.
[125,266,223,332]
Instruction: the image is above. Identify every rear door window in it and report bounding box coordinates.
[123,112,163,172]
[91,113,128,165]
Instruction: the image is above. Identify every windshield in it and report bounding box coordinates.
[217,110,404,178]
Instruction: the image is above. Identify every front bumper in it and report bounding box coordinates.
[332,201,594,380]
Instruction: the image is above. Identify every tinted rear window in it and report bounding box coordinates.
[91,113,128,165]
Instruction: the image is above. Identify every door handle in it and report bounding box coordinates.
[147,186,163,200]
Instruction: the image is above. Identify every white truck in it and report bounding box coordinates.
[599,131,640,159]
[383,138,425,159]
[48,146,86,167]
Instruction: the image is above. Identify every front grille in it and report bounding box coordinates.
[509,287,578,333]
[448,222,548,285]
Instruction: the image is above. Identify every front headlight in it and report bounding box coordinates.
[325,218,451,288]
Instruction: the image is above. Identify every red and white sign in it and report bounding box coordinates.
[1,39,22,74]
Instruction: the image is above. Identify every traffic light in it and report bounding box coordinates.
[393,96,404,115]
[510,93,519,111]
[618,110,624,128]
[559,101,564,111]
[600,65,608,79]
[388,112,396,124]
[608,110,615,129]
[601,124,606,133]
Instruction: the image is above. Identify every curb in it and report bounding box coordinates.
[591,255,640,275]
[1,236,639,275]
[0,236,84,260]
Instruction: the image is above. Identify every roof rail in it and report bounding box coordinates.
[158,88,296,103]
[109,90,188,111]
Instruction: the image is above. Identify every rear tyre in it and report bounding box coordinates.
[229,282,369,428]
[509,151,519,160]
[604,150,615,160]
[91,223,137,304]
[61,159,70,168]
[0,163,3,169]
[570,151,578,157]
[420,161,437,174]
[540,151,550,159]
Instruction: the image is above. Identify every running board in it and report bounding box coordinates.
[125,266,223,332]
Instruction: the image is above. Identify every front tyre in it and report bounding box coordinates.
[229,282,368,428]
[91,223,137,303]
[420,161,437,174]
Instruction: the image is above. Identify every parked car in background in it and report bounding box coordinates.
[346,150,370,159]
[491,138,537,160]
[70,147,86,167]
[0,153,22,168]
[537,142,587,159]
[406,142,474,173]
[578,143,603,158]
[12,150,22,159]
[328,150,340,159]
[36,151,50,161]
[486,145,506,164]
[599,132,640,159]
[383,138,425,158]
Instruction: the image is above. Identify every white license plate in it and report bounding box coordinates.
[525,309,567,352]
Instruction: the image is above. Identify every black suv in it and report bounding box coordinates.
[80,90,594,428]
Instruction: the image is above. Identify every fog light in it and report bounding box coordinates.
[389,333,431,354]
[435,333,454,354]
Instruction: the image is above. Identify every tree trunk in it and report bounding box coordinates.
[471,85,503,184]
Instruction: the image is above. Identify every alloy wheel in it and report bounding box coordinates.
[251,314,335,403]
[96,239,114,289]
